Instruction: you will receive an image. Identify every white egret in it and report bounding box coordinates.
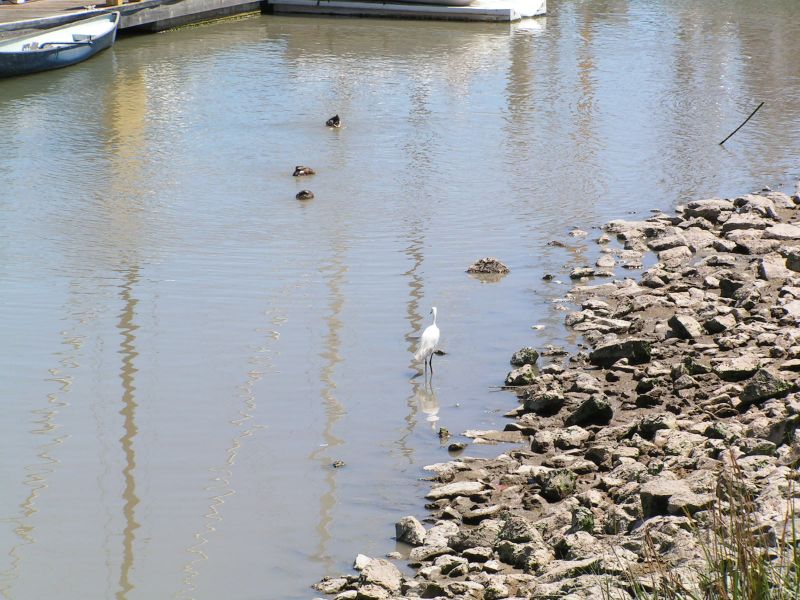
[414,307,440,377]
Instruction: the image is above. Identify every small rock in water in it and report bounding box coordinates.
[570,267,596,279]
[433,349,446,356]
[331,460,345,468]
[296,190,314,200]
[531,324,545,330]
[325,114,341,128]
[438,427,451,440]
[569,229,588,238]
[466,257,510,275]
[395,516,427,546]
[547,240,567,247]
[448,442,467,452]
[542,273,555,280]
[542,345,568,356]
[596,254,615,269]
[510,347,539,367]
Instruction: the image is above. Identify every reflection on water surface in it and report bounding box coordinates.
[1,1,799,598]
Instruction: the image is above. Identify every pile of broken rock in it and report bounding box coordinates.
[314,189,800,600]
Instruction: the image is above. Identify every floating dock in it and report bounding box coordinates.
[266,0,545,22]
[0,0,543,36]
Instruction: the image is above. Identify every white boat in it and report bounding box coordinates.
[0,12,120,78]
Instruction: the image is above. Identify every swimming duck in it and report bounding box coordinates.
[293,166,315,176]
[296,190,315,200]
[325,114,341,128]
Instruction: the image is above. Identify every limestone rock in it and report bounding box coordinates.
[462,546,494,562]
[538,558,601,583]
[787,250,800,273]
[483,577,510,600]
[498,516,541,544]
[355,583,390,600]
[596,254,615,269]
[510,347,539,367]
[764,223,800,240]
[759,253,793,280]
[722,213,769,234]
[555,426,591,449]
[668,314,704,339]
[313,577,349,594]
[451,519,502,551]
[683,227,718,251]
[464,429,526,444]
[409,544,451,562]
[640,478,690,518]
[462,504,505,524]
[683,198,733,222]
[589,339,652,367]
[523,390,565,415]
[359,559,402,593]
[738,369,792,408]
[571,267,596,279]
[715,354,761,382]
[648,233,688,252]
[564,395,613,426]
[395,516,426,546]
[654,429,706,457]
[658,245,692,267]
[540,469,577,502]
[426,481,485,500]
[638,413,677,439]
[734,193,780,218]
[505,364,536,386]
[704,313,736,334]
[571,506,595,532]
[433,554,468,576]
[467,257,509,274]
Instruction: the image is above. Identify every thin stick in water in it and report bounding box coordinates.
[719,102,764,146]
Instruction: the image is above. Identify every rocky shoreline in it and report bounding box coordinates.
[313,188,800,600]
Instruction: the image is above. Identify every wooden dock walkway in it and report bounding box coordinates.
[0,0,96,26]
[0,0,261,35]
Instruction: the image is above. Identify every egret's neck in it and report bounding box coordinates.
[431,308,438,325]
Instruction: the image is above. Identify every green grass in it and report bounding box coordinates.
[613,456,800,600]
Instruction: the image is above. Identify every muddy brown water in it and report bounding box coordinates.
[1,1,799,598]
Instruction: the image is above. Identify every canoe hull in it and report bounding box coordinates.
[0,12,119,78]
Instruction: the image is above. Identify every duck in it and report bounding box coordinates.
[325,114,341,128]
[293,165,315,177]
[296,190,315,200]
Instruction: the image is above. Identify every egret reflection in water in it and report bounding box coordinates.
[415,382,440,430]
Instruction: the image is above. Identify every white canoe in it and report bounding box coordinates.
[0,12,120,78]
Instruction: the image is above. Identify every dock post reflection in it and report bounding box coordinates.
[116,265,141,600]
[400,226,425,452]
[309,241,347,570]
[0,328,78,598]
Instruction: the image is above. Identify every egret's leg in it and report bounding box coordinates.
[429,353,434,375]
